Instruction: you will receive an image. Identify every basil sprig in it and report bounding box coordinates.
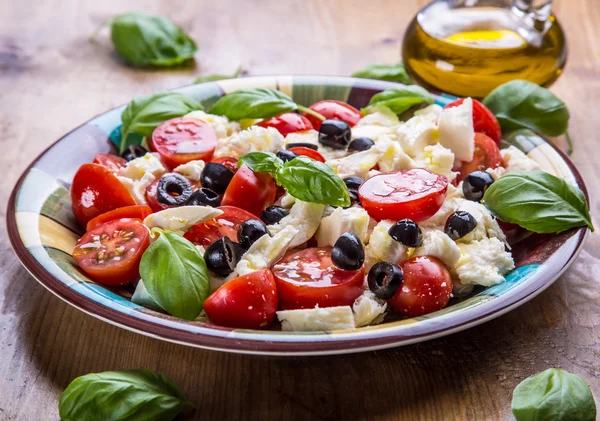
[352,62,412,84]
[92,12,198,68]
[209,88,325,121]
[120,92,202,154]
[362,85,434,115]
[239,152,351,207]
[512,368,596,421]
[483,171,593,233]
[140,229,210,321]
[194,66,242,84]
[59,369,193,421]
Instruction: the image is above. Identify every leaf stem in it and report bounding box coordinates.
[565,130,573,155]
[89,18,112,43]
[297,105,325,121]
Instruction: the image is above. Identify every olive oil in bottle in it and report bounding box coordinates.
[402,0,567,98]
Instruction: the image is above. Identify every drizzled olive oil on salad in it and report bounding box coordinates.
[402,2,567,98]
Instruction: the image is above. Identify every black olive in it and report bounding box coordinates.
[200,162,235,195]
[348,137,375,152]
[157,174,193,206]
[388,219,423,247]
[260,206,289,225]
[238,219,270,250]
[120,144,147,161]
[286,142,318,151]
[276,149,298,162]
[204,237,243,276]
[318,119,351,150]
[187,187,221,207]
[368,262,403,300]
[331,232,365,270]
[444,211,478,241]
[348,190,361,207]
[463,170,495,202]
[343,176,364,191]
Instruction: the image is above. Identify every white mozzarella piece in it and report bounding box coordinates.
[376,139,417,172]
[185,110,241,139]
[277,306,356,331]
[356,107,401,128]
[420,183,465,229]
[174,160,205,181]
[455,237,515,287]
[213,126,284,158]
[416,143,457,181]
[395,110,439,157]
[351,125,397,142]
[119,152,166,181]
[269,200,324,248]
[413,230,461,268]
[414,104,443,118]
[365,220,408,269]
[131,279,164,312]
[485,166,506,180]
[143,206,223,235]
[452,277,475,298]
[315,207,370,247]
[352,291,387,327]
[501,146,541,172]
[437,98,475,163]
[326,147,384,179]
[117,173,155,205]
[283,130,319,147]
[456,200,506,244]
[277,193,296,209]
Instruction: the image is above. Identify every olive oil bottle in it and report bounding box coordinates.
[402,0,567,98]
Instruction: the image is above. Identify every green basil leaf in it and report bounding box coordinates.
[483,80,569,137]
[277,156,351,207]
[483,171,593,233]
[209,88,297,120]
[120,92,202,154]
[140,229,209,320]
[512,368,596,421]
[238,151,283,173]
[194,66,242,84]
[59,369,193,421]
[352,62,412,84]
[108,12,198,67]
[362,85,434,115]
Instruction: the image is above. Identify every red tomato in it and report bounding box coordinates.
[388,256,452,317]
[358,169,448,222]
[258,113,314,136]
[304,100,361,130]
[445,98,502,145]
[71,163,136,226]
[184,205,256,246]
[204,270,278,329]
[72,218,150,286]
[145,176,171,213]
[211,156,238,173]
[287,146,326,163]
[93,153,127,173]
[149,117,217,168]
[86,205,152,231]
[221,165,277,216]
[455,133,503,182]
[272,247,365,310]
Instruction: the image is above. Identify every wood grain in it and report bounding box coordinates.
[1,0,599,420]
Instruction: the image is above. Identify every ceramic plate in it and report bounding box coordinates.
[6,76,588,356]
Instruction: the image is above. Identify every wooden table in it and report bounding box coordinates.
[1,0,598,419]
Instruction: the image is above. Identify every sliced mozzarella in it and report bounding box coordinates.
[351,125,397,142]
[376,139,417,172]
[456,200,506,244]
[413,230,461,268]
[485,166,506,180]
[143,206,223,234]
[277,306,356,331]
[437,97,474,163]
[213,126,284,158]
[455,237,515,287]
[365,220,408,270]
[416,143,456,181]
[277,193,296,209]
[119,152,166,181]
[395,110,439,157]
[315,207,370,247]
[269,200,324,248]
[174,160,205,181]
[185,110,241,139]
[283,129,319,147]
[131,279,164,312]
[356,107,401,128]
[117,173,155,205]
[414,104,443,118]
[501,145,541,172]
[420,184,465,229]
[353,291,387,327]
[326,147,384,179]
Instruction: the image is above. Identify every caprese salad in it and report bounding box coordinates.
[70,88,592,331]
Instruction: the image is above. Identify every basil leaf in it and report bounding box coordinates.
[120,92,202,154]
[362,85,434,115]
[352,62,412,84]
[194,66,242,84]
[483,171,593,233]
[107,12,198,67]
[238,151,283,173]
[483,80,569,137]
[278,156,351,207]
[59,369,193,421]
[512,368,596,421]
[140,229,210,320]
[209,88,298,120]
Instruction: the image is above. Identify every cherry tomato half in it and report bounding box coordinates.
[388,256,452,317]
[184,205,256,246]
[150,117,217,168]
[204,269,278,329]
[211,156,239,173]
[455,133,503,182]
[303,100,361,130]
[258,113,314,136]
[93,153,127,174]
[71,163,136,226]
[221,165,277,216]
[86,205,153,231]
[287,146,326,162]
[272,247,365,310]
[358,169,448,222]
[445,98,502,145]
[73,218,150,286]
